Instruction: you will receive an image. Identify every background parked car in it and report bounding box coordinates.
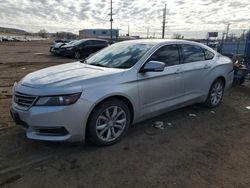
[2,36,14,41]
[13,36,29,42]
[50,40,77,54]
[58,38,108,59]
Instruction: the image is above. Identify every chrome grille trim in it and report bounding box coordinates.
[14,92,38,110]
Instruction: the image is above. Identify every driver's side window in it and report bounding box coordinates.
[148,44,180,67]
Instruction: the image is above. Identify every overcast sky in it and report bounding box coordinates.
[0,0,249,38]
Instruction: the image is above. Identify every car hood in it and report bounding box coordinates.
[53,42,64,48]
[61,44,74,48]
[19,62,125,90]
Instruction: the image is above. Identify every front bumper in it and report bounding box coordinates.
[10,98,93,142]
[50,47,60,55]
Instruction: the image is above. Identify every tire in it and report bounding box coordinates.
[87,99,131,146]
[74,51,81,59]
[205,79,225,108]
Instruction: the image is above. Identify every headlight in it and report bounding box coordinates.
[35,93,81,106]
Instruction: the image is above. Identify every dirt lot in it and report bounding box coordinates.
[0,41,250,188]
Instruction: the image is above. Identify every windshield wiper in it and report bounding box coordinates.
[90,63,110,68]
[80,60,110,68]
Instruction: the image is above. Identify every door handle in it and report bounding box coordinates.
[175,69,181,74]
[204,64,211,69]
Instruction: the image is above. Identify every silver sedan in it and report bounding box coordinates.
[11,39,234,145]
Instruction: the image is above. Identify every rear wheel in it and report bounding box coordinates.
[74,51,81,59]
[239,77,245,85]
[205,79,225,108]
[87,99,130,146]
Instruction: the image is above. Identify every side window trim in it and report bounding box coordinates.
[177,44,184,64]
[176,44,181,65]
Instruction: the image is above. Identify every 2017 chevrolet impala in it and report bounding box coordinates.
[11,39,234,145]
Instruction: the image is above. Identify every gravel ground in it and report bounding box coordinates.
[0,41,250,188]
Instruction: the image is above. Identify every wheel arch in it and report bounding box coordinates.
[207,76,226,95]
[215,76,226,86]
[85,95,135,137]
[204,75,226,107]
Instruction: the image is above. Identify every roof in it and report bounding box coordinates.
[119,39,194,45]
[119,39,214,51]
[78,38,108,42]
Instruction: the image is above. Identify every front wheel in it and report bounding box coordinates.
[87,99,131,146]
[205,79,225,108]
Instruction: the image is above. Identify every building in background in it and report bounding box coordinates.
[54,32,78,40]
[79,29,119,40]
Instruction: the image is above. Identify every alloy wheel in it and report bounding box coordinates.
[96,106,127,142]
[210,82,223,106]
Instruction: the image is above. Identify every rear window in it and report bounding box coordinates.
[181,44,205,63]
[74,39,86,45]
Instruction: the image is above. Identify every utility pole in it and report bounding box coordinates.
[147,27,149,39]
[242,29,246,40]
[162,4,167,39]
[127,24,130,36]
[110,0,114,42]
[226,23,230,41]
[220,32,226,53]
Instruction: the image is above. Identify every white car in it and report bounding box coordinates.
[11,39,234,145]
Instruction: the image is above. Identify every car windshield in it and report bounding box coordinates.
[83,42,154,69]
[73,39,86,46]
[68,40,77,45]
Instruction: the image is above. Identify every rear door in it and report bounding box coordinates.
[179,44,214,101]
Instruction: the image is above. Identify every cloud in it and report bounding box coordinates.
[0,0,249,38]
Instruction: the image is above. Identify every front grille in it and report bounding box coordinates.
[14,92,37,109]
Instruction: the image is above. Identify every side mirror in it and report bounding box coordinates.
[140,61,165,73]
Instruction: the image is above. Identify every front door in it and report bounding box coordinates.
[137,44,185,118]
